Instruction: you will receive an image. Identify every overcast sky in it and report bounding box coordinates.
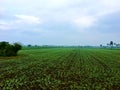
[0,0,120,45]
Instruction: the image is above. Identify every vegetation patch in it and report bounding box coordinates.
[0,41,22,57]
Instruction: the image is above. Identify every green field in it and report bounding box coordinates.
[0,48,120,90]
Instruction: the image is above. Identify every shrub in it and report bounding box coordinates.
[0,41,22,57]
[13,43,22,55]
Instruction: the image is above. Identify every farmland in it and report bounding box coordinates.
[0,48,120,90]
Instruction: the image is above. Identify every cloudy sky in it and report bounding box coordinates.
[0,0,120,45]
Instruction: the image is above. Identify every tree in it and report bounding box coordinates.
[13,43,22,55]
[0,41,9,49]
[4,45,16,56]
[100,44,102,48]
[110,41,113,49]
[28,44,32,47]
[0,41,22,57]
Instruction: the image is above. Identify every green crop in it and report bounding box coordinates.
[0,48,120,90]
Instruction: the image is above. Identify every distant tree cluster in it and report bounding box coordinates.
[0,41,22,56]
[106,41,120,49]
[100,41,120,49]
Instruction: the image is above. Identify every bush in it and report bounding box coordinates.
[0,41,22,57]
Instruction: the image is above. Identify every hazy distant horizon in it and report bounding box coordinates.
[0,0,120,45]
